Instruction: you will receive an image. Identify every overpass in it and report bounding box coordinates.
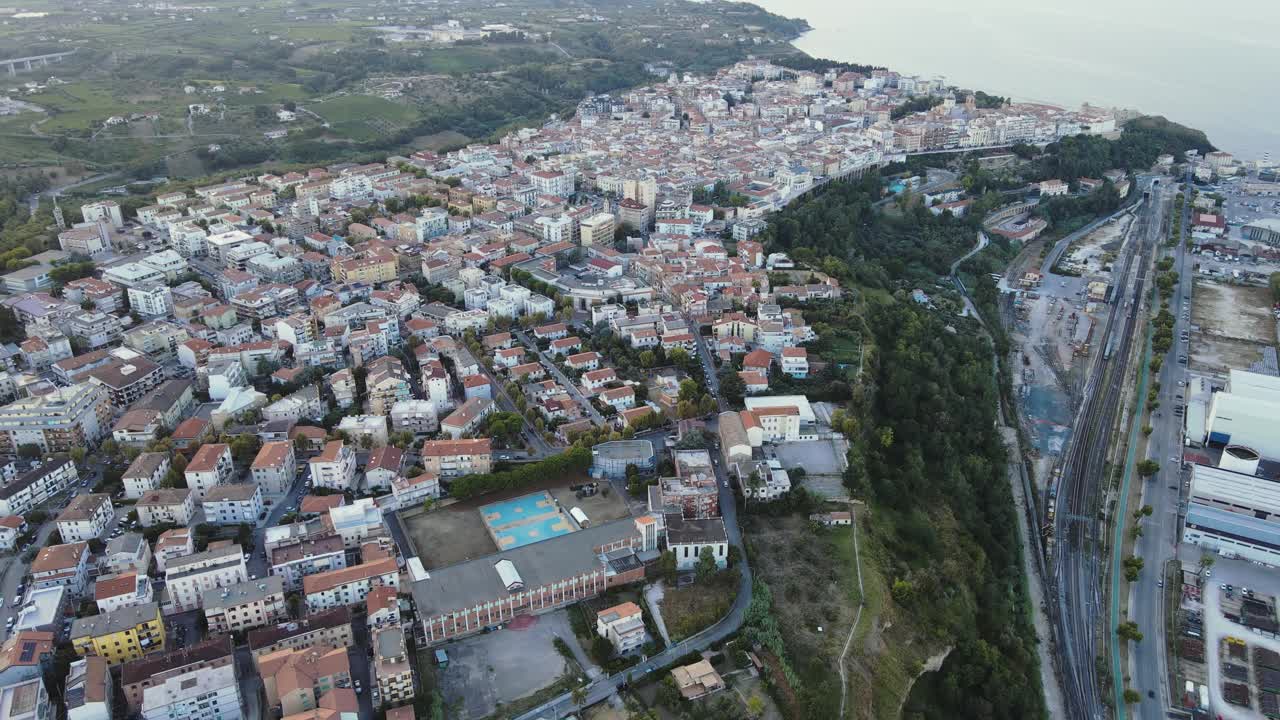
[2,49,77,76]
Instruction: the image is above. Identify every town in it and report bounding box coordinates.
[0,52,1278,720]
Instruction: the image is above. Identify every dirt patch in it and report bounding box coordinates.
[400,503,497,570]
[1190,279,1277,375]
[1191,280,1276,344]
[547,482,628,525]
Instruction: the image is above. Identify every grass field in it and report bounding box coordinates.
[310,94,420,141]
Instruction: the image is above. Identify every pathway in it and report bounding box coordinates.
[836,504,865,719]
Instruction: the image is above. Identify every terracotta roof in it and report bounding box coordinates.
[313,440,346,463]
[95,571,140,601]
[302,557,397,596]
[172,417,210,440]
[300,495,345,515]
[365,446,402,473]
[187,443,230,473]
[259,645,351,699]
[365,585,398,615]
[420,438,491,457]
[253,441,294,470]
[30,538,87,571]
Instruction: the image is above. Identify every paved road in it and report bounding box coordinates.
[473,339,554,458]
[248,466,309,578]
[513,434,752,720]
[512,328,605,426]
[1130,171,1194,720]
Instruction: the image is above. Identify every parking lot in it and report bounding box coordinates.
[433,610,582,719]
[1176,553,1280,719]
[769,439,847,499]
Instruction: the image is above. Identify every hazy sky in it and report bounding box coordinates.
[750,0,1280,158]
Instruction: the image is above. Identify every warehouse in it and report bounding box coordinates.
[1205,369,1280,458]
[1182,463,1280,566]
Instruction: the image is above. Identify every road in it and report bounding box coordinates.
[511,328,604,426]
[247,466,309,578]
[1050,177,1166,720]
[1128,170,1194,720]
[472,341,554,458]
[26,172,120,212]
[513,435,751,720]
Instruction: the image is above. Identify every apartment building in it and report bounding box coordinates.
[164,544,248,612]
[122,453,169,499]
[56,494,114,543]
[259,646,351,716]
[0,384,111,454]
[94,571,153,614]
[420,438,491,478]
[302,558,399,613]
[365,586,399,631]
[135,489,195,528]
[247,608,353,662]
[101,533,152,576]
[64,657,111,720]
[184,443,235,500]
[388,473,439,511]
[30,541,90,597]
[153,528,194,573]
[0,459,78,518]
[0,631,54,720]
[251,441,296,495]
[308,441,356,492]
[203,577,286,634]
[85,357,165,412]
[595,601,648,653]
[388,400,438,436]
[439,396,494,439]
[269,535,347,591]
[69,602,165,665]
[140,661,241,720]
[121,636,234,713]
[372,627,413,707]
[201,484,263,525]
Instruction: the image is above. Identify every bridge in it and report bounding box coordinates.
[3,49,77,76]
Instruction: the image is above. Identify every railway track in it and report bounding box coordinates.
[1050,184,1164,719]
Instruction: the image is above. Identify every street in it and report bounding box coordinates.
[1129,172,1195,720]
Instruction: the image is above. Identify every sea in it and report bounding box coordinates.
[749,0,1279,161]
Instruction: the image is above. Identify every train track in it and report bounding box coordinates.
[1050,184,1164,720]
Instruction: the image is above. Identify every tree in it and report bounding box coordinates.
[677,379,699,403]
[695,545,719,581]
[570,686,587,707]
[1117,621,1143,643]
[68,447,86,465]
[1136,459,1159,477]
[718,368,745,406]
[1123,688,1142,705]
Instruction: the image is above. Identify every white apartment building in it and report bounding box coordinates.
[389,400,438,436]
[595,602,648,653]
[127,284,175,318]
[122,453,169,500]
[250,441,296,496]
[269,535,347,591]
[308,441,356,491]
[389,473,440,511]
[302,558,399,613]
[184,443,235,500]
[202,577,286,634]
[65,657,111,720]
[201,484,264,526]
[56,494,114,543]
[0,458,79,518]
[141,662,242,720]
[135,489,195,528]
[95,571,154,614]
[164,544,248,612]
[82,200,124,229]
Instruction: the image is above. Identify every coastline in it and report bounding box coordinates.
[746,0,1265,158]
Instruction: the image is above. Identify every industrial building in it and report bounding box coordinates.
[1182,452,1280,566]
[1202,370,1280,458]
